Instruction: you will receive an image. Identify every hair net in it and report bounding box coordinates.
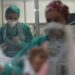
[5,5,20,19]
[45,0,69,20]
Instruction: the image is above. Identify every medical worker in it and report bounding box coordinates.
[0,5,33,57]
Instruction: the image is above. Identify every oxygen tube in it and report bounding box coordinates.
[1,40,35,75]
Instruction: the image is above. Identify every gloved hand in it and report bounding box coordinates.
[12,36,20,45]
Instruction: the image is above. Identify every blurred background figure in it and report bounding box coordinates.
[0,5,33,57]
[23,47,48,75]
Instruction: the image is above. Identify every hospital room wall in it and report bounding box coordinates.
[0,0,53,25]
[0,0,75,23]
[0,0,75,34]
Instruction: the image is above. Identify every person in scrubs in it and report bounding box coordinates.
[0,5,33,57]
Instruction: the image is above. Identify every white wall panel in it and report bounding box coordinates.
[25,0,35,23]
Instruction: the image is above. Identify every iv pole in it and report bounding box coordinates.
[34,0,40,36]
[1,0,3,25]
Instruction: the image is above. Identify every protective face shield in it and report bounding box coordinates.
[46,22,65,40]
[46,22,64,32]
[7,20,18,28]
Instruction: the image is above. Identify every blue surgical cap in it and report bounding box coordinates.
[5,5,20,19]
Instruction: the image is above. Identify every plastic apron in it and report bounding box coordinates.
[48,39,66,75]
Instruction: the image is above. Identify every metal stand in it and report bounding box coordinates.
[34,0,40,36]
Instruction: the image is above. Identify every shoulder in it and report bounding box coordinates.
[19,23,30,30]
[0,25,6,33]
[0,24,7,30]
